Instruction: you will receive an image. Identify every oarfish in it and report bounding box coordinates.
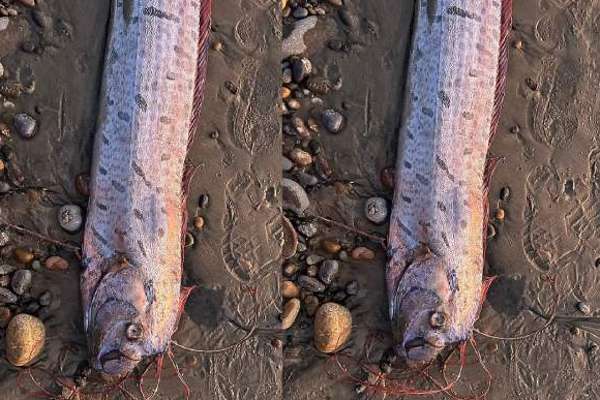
[386,0,511,367]
[81,0,211,377]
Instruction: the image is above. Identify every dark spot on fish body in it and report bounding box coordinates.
[435,156,455,182]
[404,161,412,169]
[161,154,170,161]
[143,6,180,23]
[460,220,467,229]
[401,195,412,203]
[437,201,447,213]
[132,161,151,187]
[102,135,109,145]
[91,226,109,246]
[463,112,474,120]
[447,6,480,21]
[463,148,473,155]
[422,107,434,117]
[396,218,413,237]
[117,111,131,122]
[157,228,165,237]
[144,280,155,305]
[111,180,126,193]
[414,47,423,61]
[138,240,147,257]
[441,232,450,247]
[134,209,144,221]
[159,116,172,124]
[447,270,458,292]
[96,202,108,211]
[99,166,108,175]
[135,94,147,112]
[438,90,450,108]
[407,130,414,140]
[416,173,430,185]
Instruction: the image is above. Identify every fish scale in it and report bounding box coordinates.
[81,0,211,376]
[387,0,510,363]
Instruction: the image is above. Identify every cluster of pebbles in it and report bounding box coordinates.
[280,0,389,354]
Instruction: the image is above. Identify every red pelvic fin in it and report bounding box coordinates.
[175,285,197,327]
[479,275,497,308]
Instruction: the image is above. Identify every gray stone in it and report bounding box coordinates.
[282,16,318,58]
[0,287,17,303]
[297,222,318,237]
[282,178,310,215]
[293,7,309,18]
[298,275,326,293]
[365,197,388,224]
[283,156,294,172]
[319,260,339,284]
[292,57,312,83]
[321,109,344,133]
[306,254,324,265]
[39,291,52,306]
[0,264,16,275]
[11,269,32,295]
[0,17,9,32]
[13,113,37,139]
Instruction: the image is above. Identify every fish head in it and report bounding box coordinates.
[390,250,453,368]
[88,267,151,377]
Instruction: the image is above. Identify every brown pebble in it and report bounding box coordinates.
[281,87,291,99]
[44,255,69,271]
[0,122,11,137]
[212,41,223,51]
[281,298,300,330]
[314,302,352,353]
[351,246,375,261]
[0,306,10,328]
[14,248,34,264]
[509,125,520,134]
[75,173,90,197]
[193,216,205,230]
[289,148,313,167]
[0,159,4,172]
[282,280,300,299]
[495,208,505,222]
[286,98,301,110]
[321,239,341,254]
[17,0,35,7]
[6,314,45,366]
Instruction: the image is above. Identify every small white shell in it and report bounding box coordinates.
[58,204,83,232]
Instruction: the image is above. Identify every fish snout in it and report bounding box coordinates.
[97,345,143,377]
[400,334,446,368]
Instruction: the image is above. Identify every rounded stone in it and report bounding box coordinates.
[282,178,310,215]
[6,314,45,367]
[298,275,326,293]
[281,299,301,330]
[0,287,17,303]
[13,113,37,139]
[282,281,300,299]
[14,248,34,264]
[282,216,298,260]
[291,57,312,83]
[321,239,341,254]
[364,197,388,224]
[11,269,32,295]
[297,222,317,238]
[58,204,83,232]
[289,148,313,167]
[321,109,344,133]
[314,303,352,353]
[44,256,69,271]
[293,6,309,19]
[319,260,340,285]
[351,246,375,261]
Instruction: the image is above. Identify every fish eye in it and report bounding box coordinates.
[125,323,143,341]
[429,311,447,329]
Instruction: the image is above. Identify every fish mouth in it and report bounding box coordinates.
[99,350,142,366]
[404,337,444,351]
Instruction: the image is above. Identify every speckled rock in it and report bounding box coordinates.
[282,16,318,58]
[0,287,17,303]
[321,109,344,133]
[314,303,352,353]
[282,178,310,215]
[11,269,32,295]
[6,314,45,367]
[298,275,326,293]
[364,197,388,224]
[319,260,339,284]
